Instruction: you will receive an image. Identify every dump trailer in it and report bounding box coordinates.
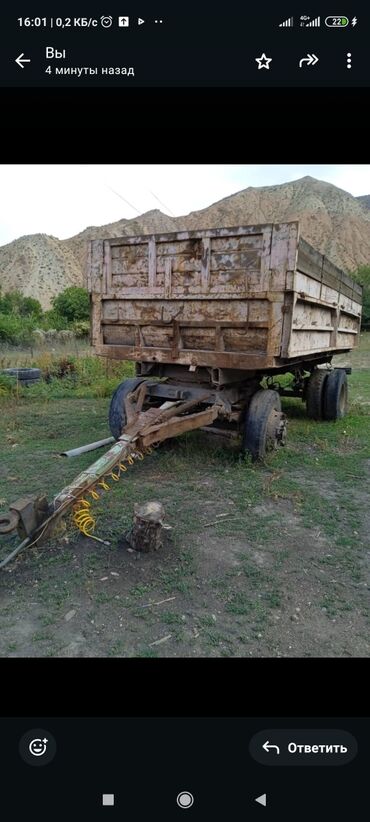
[0,222,363,562]
[88,221,362,459]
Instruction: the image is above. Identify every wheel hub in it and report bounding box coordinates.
[266,410,287,450]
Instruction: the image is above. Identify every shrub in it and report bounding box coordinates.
[41,309,70,331]
[20,297,43,319]
[72,319,90,338]
[0,314,34,345]
[41,355,77,383]
[0,290,42,319]
[52,287,90,322]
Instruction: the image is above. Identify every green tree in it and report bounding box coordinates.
[0,290,42,318]
[351,265,370,327]
[52,286,90,322]
[0,290,25,316]
[19,296,43,318]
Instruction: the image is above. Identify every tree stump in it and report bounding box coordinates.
[126,501,167,552]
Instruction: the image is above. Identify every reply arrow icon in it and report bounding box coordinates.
[299,53,319,68]
[262,740,280,754]
[15,53,31,69]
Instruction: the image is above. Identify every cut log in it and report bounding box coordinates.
[126,501,166,552]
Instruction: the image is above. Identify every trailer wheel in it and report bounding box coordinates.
[108,377,146,440]
[306,370,328,420]
[323,369,348,420]
[243,389,287,461]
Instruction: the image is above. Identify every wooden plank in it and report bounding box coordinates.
[280,292,295,357]
[100,290,282,301]
[94,343,275,370]
[91,294,104,347]
[139,406,220,447]
[103,240,112,295]
[270,221,299,273]
[89,240,104,292]
[297,237,361,299]
[86,241,92,293]
[148,237,156,288]
[164,258,172,298]
[107,224,274,246]
[215,325,225,351]
[201,237,211,293]
[100,320,270,329]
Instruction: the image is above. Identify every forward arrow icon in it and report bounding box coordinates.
[299,53,319,67]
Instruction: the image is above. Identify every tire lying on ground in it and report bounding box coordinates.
[108,377,146,440]
[1,367,41,381]
[323,368,348,420]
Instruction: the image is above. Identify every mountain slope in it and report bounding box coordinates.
[356,194,370,211]
[0,234,81,309]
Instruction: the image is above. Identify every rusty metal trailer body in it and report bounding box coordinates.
[88,222,362,380]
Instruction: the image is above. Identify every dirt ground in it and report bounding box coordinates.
[0,339,369,657]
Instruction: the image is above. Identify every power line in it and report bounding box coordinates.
[149,190,176,216]
[105,184,142,215]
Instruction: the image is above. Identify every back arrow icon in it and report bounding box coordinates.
[15,53,31,68]
[299,53,319,68]
[262,740,280,754]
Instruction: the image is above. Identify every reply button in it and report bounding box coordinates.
[249,730,357,766]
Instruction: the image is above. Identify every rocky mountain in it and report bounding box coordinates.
[0,234,81,309]
[1,177,370,309]
[356,194,370,211]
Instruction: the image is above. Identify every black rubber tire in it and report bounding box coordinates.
[243,389,284,461]
[306,370,328,420]
[108,377,146,440]
[0,367,41,380]
[323,369,348,420]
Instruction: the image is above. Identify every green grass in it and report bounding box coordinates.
[0,335,369,657]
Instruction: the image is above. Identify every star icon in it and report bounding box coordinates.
[255,52,272,70]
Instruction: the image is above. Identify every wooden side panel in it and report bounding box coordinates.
[288,258,362,356]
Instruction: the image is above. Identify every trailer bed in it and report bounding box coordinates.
[88,222,362,371]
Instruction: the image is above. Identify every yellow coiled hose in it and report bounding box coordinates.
[72,446,153,541]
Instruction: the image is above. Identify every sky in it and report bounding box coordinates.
[0,164,370,246]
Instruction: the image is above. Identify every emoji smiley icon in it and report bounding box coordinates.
[29,738,48,757]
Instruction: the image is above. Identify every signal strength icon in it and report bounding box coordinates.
[279,16,293,27]
[306,16,320,26]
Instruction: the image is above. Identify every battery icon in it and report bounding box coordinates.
[325,16,349,27]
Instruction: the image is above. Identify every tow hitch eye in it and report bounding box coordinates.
[0,495,49,539]
[0,511,20,535]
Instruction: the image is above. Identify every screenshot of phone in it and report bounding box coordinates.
[0,716,367,820]
[0,4,366,87]
[0,162,369,659]
[0,6,368,820]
